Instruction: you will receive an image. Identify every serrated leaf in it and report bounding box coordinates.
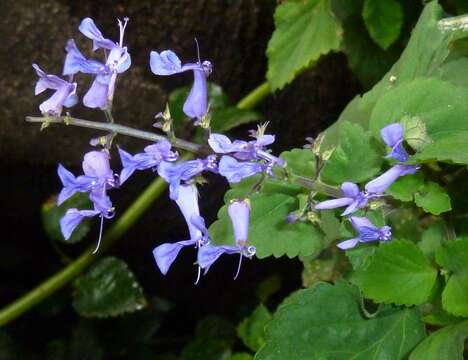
[280,149,315,178]
[387,173,425,202]
[73,257,146,318]
[322,2,463,150]
[267,0,342,90]
[436,239,468,316]
[409,320,468,360]
[320,121,383,184]
[362,0,403,50]
[210,191,325,259]
[237,304,272,352]
[414,182,452,215]
[413,131,468,165]
[41,193,92,244]
[351,240,438,305]
[256,281,425,360]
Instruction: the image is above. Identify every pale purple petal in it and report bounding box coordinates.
[175,184,201,240]
[63,39,105,76]
[341,200,364,216]
[197,244,239,270]
[190,214,209,244]
[208,134,246,154]
[341,182,360,198]
[336,238,360,250]
[57,164,93,205]
[254,134,275,147]
[315,197,354,210]
[33,64,67,93]
[152,239,197,275]
[349,216,376,231]
[83,74,111,109]
[79,18,116,51]
[228,200,250,245]
[365,164,419,194]
[60,208,99,240]
[381,123,404,148]
[219,156,264,183]
[388,144,409,162]
[183,68,208,119]
[89,191,113,215]
[150,50,184,75]
[82,151,112,178]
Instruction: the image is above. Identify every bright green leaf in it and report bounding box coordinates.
[41,193,92,244]
[320,121,383,184]
[351,240,438,305]
[413,131,468,165]
[414,182,452,215]
[346,246,376,270]
[256,281,425,360]
[387,173,424,202]
[237,304,272,352]
[362,0,403,50]
[280,149,315,178]
[73,257,146,318]
[436,239,468,316]
[267,0,342,90]
[409,320,468,360]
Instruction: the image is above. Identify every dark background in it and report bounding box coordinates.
[0,0,361,355]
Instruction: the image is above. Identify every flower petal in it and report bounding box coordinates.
[150,50,184,75]
[152,239,197,275]
[60,208,99,240]
[336,238,360,250]
[365,164,419,194]
[341,182,360,198]
[183,69,208,119]
[79,18,116,51]
[380,123,404,148]
[315,197,354,210]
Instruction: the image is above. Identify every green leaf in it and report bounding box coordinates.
[73,257,146,318]
[267,0,342,90]
[280,149,315,178]
[346,245,376,270]
[226,354,252,360]
[320,121,383,184]
[387,173,424,202]
[41,193,92,244]
[436,239,468,316]
[256,281,425,360]
[409,320,468,360]
[362,0,403,50]
[210,191,325,259]
[322,2,462,150]
[414,182,452,215]
[436,58,468,88]
[351,240,438,305]
[419,221,447,261]
[237,304,272,352]
[256,275,282,302]
[413,131,468,165]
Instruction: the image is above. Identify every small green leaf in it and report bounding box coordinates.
[267,0,342,90]
[237,304,272,352]
[419,221,447,261]
[436,239,468,316]
[401,116,433,151]
[414,182,452,215]
[386,173,424,202]
[351,240,438,305]
[256,281,425,360]
[362,0,403,50]
[280,149,315,178]
[409,320,468,360]
[73,257,146,318]
[41,193,92,244]
[320,121,383,184]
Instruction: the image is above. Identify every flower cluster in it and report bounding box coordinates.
[315,123,419,249]
[34,17,287,280]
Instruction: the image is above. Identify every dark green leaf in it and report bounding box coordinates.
[256,275,282,302]
[256,281,425,360]
[210,107,261,133]
[409,320,468,360]
[237,304,272,352]
[320,121,383,184]
[226,354,252,360]
[73,257,146,318]
[362,0,403,50]
[267,0,342,90]
[414,182,452,215]
[436,239,468,316]
[41,193,92,244]
[419,221,447,261]
[351,240,438,305]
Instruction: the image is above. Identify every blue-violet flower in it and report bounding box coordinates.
[337,216,392,250]
[381,123,408,162]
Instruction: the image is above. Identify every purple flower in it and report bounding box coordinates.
[208,131,284,166]
[218,156,266,183]
[198,199,255,279]
[381,123,408,162]
[152,184,209,275]
[337,216,392,250]
[58,150,118,248]
[32,64,78,116]
[118,140,178,184]
[63,18,131,109]
[157,156,218,200]
[315,165,419,215]
[150,49,212,121]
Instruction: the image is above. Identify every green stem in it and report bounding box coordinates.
[236,82,270,110]
[1,81,270,327]
[0,172,170,327]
